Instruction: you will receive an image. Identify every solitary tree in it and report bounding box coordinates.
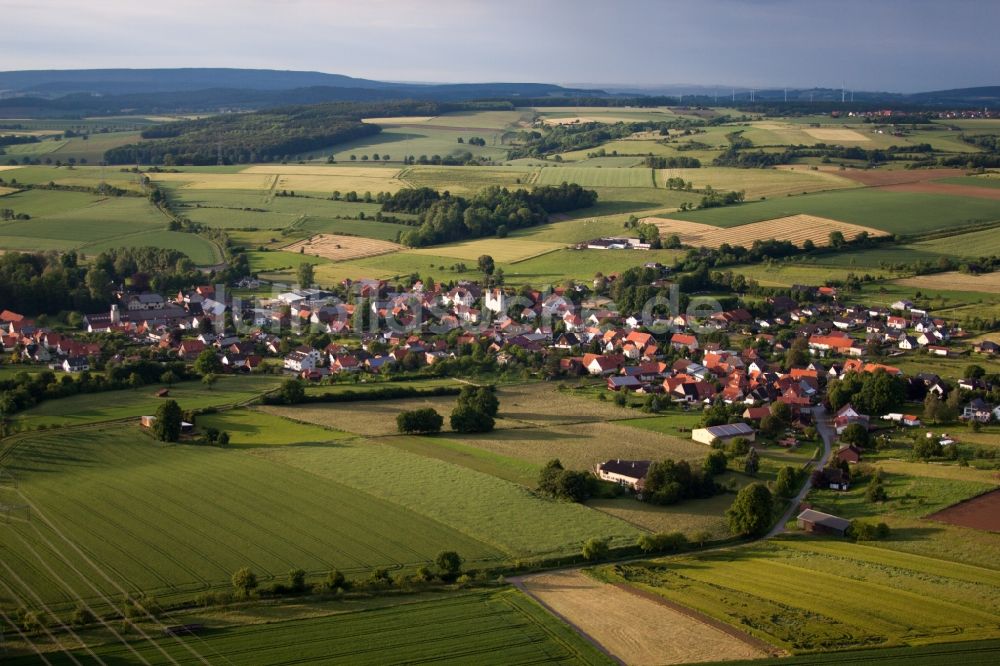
[435,551,463,579]
[202,373,218,391]
[397,408,444,434]
[773,466,798,498]
[297,262,315,288]
[726,483,773,536]
[477,254,495,277]
[152,399,183,442]
[280,379,305,405]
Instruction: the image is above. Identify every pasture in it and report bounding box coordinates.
[12,590,612,665]
[601,537,1000,652]
[534,166,657,188]
[196,409,353,447]
[671,188,1000,235]
[0,426,501,613]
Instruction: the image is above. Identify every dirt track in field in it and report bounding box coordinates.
[926,488,1000,532]
[514,570,770,665]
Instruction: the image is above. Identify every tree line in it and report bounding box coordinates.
[380,183,597,247]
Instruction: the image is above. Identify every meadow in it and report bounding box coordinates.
[10,590,613,665]
[8,375,282,430]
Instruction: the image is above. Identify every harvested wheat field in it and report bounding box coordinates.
[283,233,402,261]
[516,571,768,666]
[894,271,1000,294]
[0,166,22,172]
[147,172,275,190]
[803,127,870,142]
[240,165,409,193]
[0,186,19,197]
[361,116,437,124]
[645,214,887,249]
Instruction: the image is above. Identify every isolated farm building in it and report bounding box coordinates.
[140,415,194,434]
[691,422,755,446]
[835,444,862,465]
[834,404,869,434]
[595,459,651,490]
[797,509,850,537]
[825,468,850,491]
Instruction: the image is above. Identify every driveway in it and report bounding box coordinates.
[766,405,834,538]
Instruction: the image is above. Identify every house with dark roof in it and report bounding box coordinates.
[595,459,651,490]
[797,509,850,536]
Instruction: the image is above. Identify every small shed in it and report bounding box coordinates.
[797,509,850,536]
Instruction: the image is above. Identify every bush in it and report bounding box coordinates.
[703,449,728,475]
[582,537,611,561]
[848,520,890,541]
[396,407,444,434]
[450,404,495,433]
[71,605,96,627]
[326,569,346,591]
[637,531,688,554]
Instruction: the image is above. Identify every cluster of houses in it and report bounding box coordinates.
[1,309,101,373]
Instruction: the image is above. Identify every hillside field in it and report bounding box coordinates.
[6,590,613,665]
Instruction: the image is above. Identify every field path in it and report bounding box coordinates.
[512,570,769,665]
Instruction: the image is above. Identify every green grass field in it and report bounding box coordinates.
[78,229,222,264]
[599,537,1000,653]
[196,409,353,447]
[9,376,281,430]
[0,426,502,613]
[9,590,613,665]
[672,188,1000,235]
[701,639,1000,666]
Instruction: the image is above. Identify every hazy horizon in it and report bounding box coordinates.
[3,0,998,93]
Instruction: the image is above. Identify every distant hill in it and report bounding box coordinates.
[0,68,605,117]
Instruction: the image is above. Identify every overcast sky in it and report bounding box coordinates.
[3,0,997,92]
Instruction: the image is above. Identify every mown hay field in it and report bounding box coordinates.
[893,271,1000,294]
[1,426,501,613]
[534,166,656,188]
[646,214,888,248]
[518,571,767,665]
[408,237,564,263]
[25,590,613,666]
[655,166,858,199]
[601,538,1000,653]
[282,233,403,261]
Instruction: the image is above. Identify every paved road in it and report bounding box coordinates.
[766,405,834,538]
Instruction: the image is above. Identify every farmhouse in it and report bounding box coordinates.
[834,404,869,434]
[691,422,755,446]
[797,509,850,537]
[595,459,651,490]
[835,444,862,464]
